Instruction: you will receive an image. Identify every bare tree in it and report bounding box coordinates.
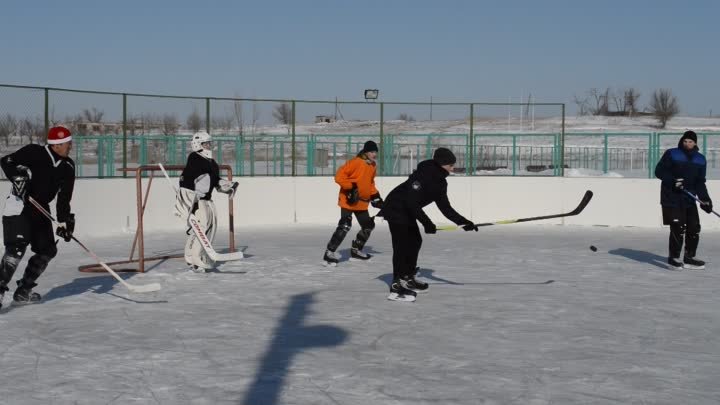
[211,115,234,133]
[186,108,203,132]
[251,102,260,136]
[0,114,18,147]
[623,88,641,117]
[588,88,610,116]
[272,103,292,125]
[20,117,45,144]
[573,94,590,116]
[233,98,244,139]
[82,108,105,122]
[397,113,415,122]
[162,114,179,136]
[650,89,679,129]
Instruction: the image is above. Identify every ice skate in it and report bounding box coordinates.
[387,281,417,302]
[683,256,706,270]
[667,257,683,271]
[350,247,372,261]
[403,276,429,293]
[323,249,339,267]
[12,280,41,306]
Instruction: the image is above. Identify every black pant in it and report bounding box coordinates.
[326,208,375,252]
[662,205,701,258]
[388,221,422,281]
[1,207,57,288]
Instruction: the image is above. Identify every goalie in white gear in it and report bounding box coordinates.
[175,131,238,271]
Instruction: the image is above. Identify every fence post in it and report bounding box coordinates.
[560,103,565,176]
[468,103,474,176]
[122,94,127,177]
[379,102,384,176]
[44,88,49,136]
[512,135,517,176]
[291,101,296,176]
[205,98,211,134]
[603,132,609,174]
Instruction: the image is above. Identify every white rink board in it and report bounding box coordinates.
[1,176,718,236]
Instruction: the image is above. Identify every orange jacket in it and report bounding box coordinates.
[335,154,379,210]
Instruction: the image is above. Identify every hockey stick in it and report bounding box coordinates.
[157,163,243,262]
[682,189,720,218]
[438,190,594,230]
[27,197,161,293]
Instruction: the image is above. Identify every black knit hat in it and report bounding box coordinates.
[362,140,378,153]
[433,147,456,166]
[680,130,697,143]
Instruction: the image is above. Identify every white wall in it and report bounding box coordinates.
[1,176,718,237]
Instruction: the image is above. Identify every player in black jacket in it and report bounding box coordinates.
[174,131,238,272]
[378,148,477,302]
[655,130,712,270]
[0,126,76,308]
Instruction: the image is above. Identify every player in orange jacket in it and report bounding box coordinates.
[323,141,384,266]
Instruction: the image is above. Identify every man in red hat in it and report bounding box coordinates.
[0,125,76,308]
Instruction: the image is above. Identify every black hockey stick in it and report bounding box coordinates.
[438,190,594,230]
[683,189,720,218]
[27,197,161,293]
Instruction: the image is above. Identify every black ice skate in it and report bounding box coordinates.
[350,248,372,261]
[323,249,339,267]
[387,281,417,302]
[404,276,429,293]
[13,280,41,305]
[667,257,683,271]
[0,283,8,310]
[683,256,706,270]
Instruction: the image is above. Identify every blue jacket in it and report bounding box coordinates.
[654,142,710,207]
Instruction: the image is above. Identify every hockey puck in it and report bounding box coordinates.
[590,245,597,252]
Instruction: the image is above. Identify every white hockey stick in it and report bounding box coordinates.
[27,197,161,293]
[157,163,243,262]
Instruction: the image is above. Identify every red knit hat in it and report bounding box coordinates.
[48,126,72,145]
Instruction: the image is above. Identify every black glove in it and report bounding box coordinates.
[56,213,75,242]
[10,165,31,200]
[701,199,713,214]
[370,193,384,209]
[346,183,359,205]
[672,178,684,193]
[423,222,437,234]
[462,221,478,232]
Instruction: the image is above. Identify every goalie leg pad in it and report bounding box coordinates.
[188,200,217,269]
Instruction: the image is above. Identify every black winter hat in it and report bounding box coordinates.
[433,147,456,166]
[362,140,378,153]
[680,130,697,143]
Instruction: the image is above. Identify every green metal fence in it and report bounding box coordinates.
[2,83,718,179]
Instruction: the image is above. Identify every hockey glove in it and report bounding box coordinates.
[701,199,713,214]
[462,221,479,232]
[56,213,75,242]
[10,165,32,201]
[423,222,437,234]
[217,179,239,199]
[346,183,359,205]
[672,178,684,192]
[370,193,384,209]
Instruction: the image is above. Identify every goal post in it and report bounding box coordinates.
[78,164,236,273]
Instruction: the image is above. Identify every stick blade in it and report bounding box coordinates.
[569,190,594,215]
[128,283,162,293]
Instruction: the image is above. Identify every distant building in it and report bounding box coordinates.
[315,115,334,124]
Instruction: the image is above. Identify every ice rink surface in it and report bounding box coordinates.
[1,224,720,405]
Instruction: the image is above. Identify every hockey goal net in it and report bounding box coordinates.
[78,164,236,273]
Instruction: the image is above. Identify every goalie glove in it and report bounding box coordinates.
[217,179,239,199]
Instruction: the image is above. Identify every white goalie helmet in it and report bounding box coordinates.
[191,131,213,159]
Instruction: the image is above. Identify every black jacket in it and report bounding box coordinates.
[1,144,76,222]
[378,159,470,227]
[655,141,710,208]
[179,152,220,200]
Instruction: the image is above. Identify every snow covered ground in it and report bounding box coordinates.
[2,224,720,404]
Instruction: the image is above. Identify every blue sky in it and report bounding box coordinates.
[2,0,719,115]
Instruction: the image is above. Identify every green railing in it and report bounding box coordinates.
[27,131,720,179]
